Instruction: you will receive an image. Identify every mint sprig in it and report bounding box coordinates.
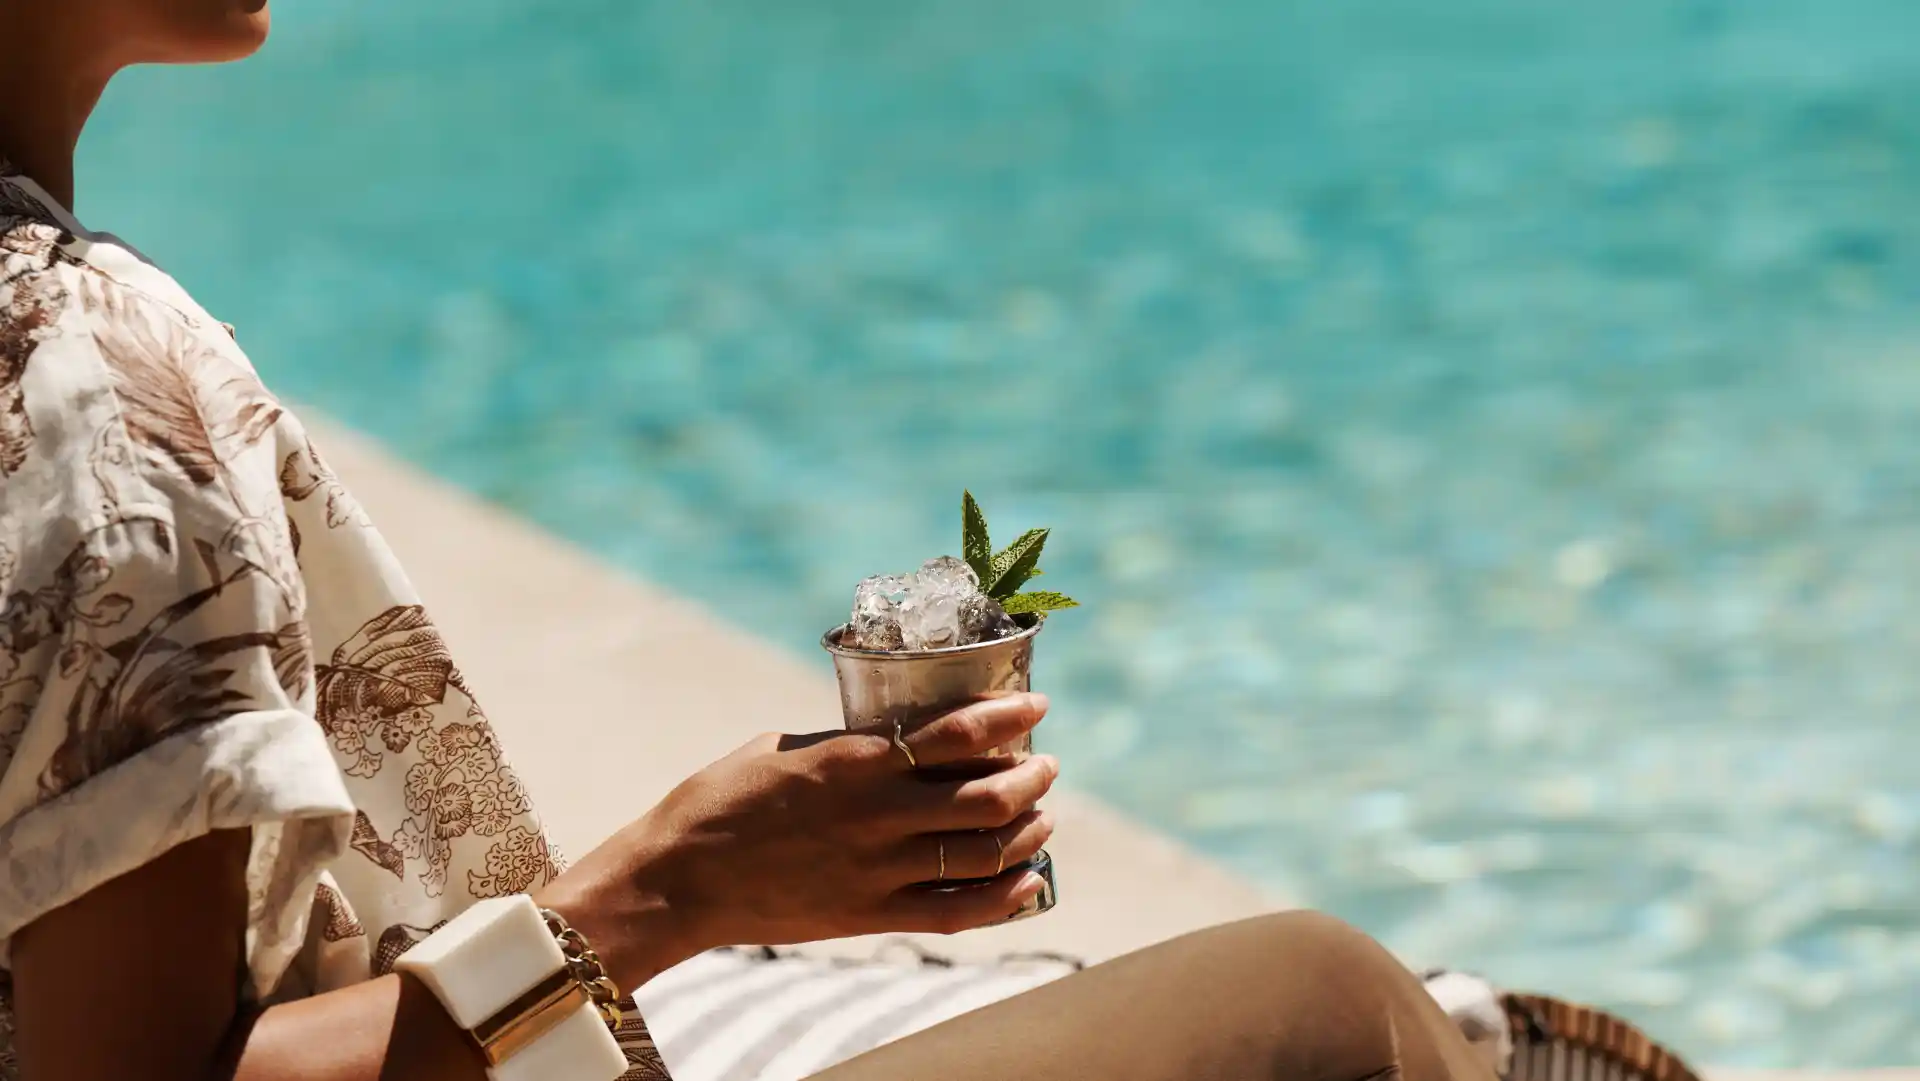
[961,491,1080,614]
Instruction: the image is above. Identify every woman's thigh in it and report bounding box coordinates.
[809,911,1495,1081]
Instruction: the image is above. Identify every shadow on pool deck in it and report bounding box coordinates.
[310,416,1915,1080]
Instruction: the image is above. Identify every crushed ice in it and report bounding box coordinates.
[846,556,1020,651]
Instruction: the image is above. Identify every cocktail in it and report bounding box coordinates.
[821,493,1077,922]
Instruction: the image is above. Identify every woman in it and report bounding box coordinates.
[0,4,1696,1081]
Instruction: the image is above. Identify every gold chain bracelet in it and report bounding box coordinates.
[540,908,624,1031]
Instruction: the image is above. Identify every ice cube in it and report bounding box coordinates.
[961,593,1020,643]
[897,556,978,650]
[848,574,906,651]
[916,555,980,591]
[899,585,965,649]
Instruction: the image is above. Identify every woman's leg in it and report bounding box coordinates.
[809,911,1496,1081]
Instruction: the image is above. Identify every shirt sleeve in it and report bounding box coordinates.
[0,509,355,997]
[1,246,374,999]
[0,199,356,1005]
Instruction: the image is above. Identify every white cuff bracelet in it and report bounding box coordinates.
[394,894,628,1081]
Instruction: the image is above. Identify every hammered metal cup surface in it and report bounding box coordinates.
[822,618,1057,921]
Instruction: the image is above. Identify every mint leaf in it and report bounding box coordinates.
[986,528,1048,599]
[1001,591,1080,614]
[962,490,994,586]
[956,491,1076,615]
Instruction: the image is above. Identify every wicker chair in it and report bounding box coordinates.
[1501,993,1701,1081]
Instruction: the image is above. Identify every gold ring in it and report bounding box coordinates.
[891,720,919,770]
[936,838,947,882]
[992,832,1005,877]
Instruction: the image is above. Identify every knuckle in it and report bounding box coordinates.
[974,785,1020,823]
[778,766,831,806]
[1009,765,1047,800]
[845,733,895,768]
[952,787,988,819]
[811,737,882,783]
[1015,819,1049,850]
[1022,761,1056,795]
[945,706,990,748]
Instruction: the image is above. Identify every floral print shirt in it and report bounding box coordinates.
[0,169,665,1079]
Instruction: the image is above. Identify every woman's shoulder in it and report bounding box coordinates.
[0,176,306,563]
[2,171,238,341]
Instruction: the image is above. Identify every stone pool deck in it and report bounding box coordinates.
[314,417,1915,1080]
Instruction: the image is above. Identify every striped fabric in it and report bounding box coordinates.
[635,949,1696,1081]
[634,948,1081,1081]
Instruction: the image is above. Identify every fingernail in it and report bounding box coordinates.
[1016,871,1047,897]
[1029,692,1051,713]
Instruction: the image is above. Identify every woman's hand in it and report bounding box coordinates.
[540,692,1058,991]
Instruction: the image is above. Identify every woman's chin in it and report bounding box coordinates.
[233,4,272,47]
[136,0,271,62]
[201,6,272,61]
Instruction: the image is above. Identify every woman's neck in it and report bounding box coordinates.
[0,13,115,209]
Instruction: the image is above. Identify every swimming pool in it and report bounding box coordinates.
[82,0,1920,1065]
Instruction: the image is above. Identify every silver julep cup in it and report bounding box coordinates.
[821,618,1058,923]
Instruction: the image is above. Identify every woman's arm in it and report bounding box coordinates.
[12,829,494,1081]
[13,828,693,1081]
[11,694,1057,1081]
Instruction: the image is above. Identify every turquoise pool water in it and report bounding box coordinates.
[81,0,1920,1065]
